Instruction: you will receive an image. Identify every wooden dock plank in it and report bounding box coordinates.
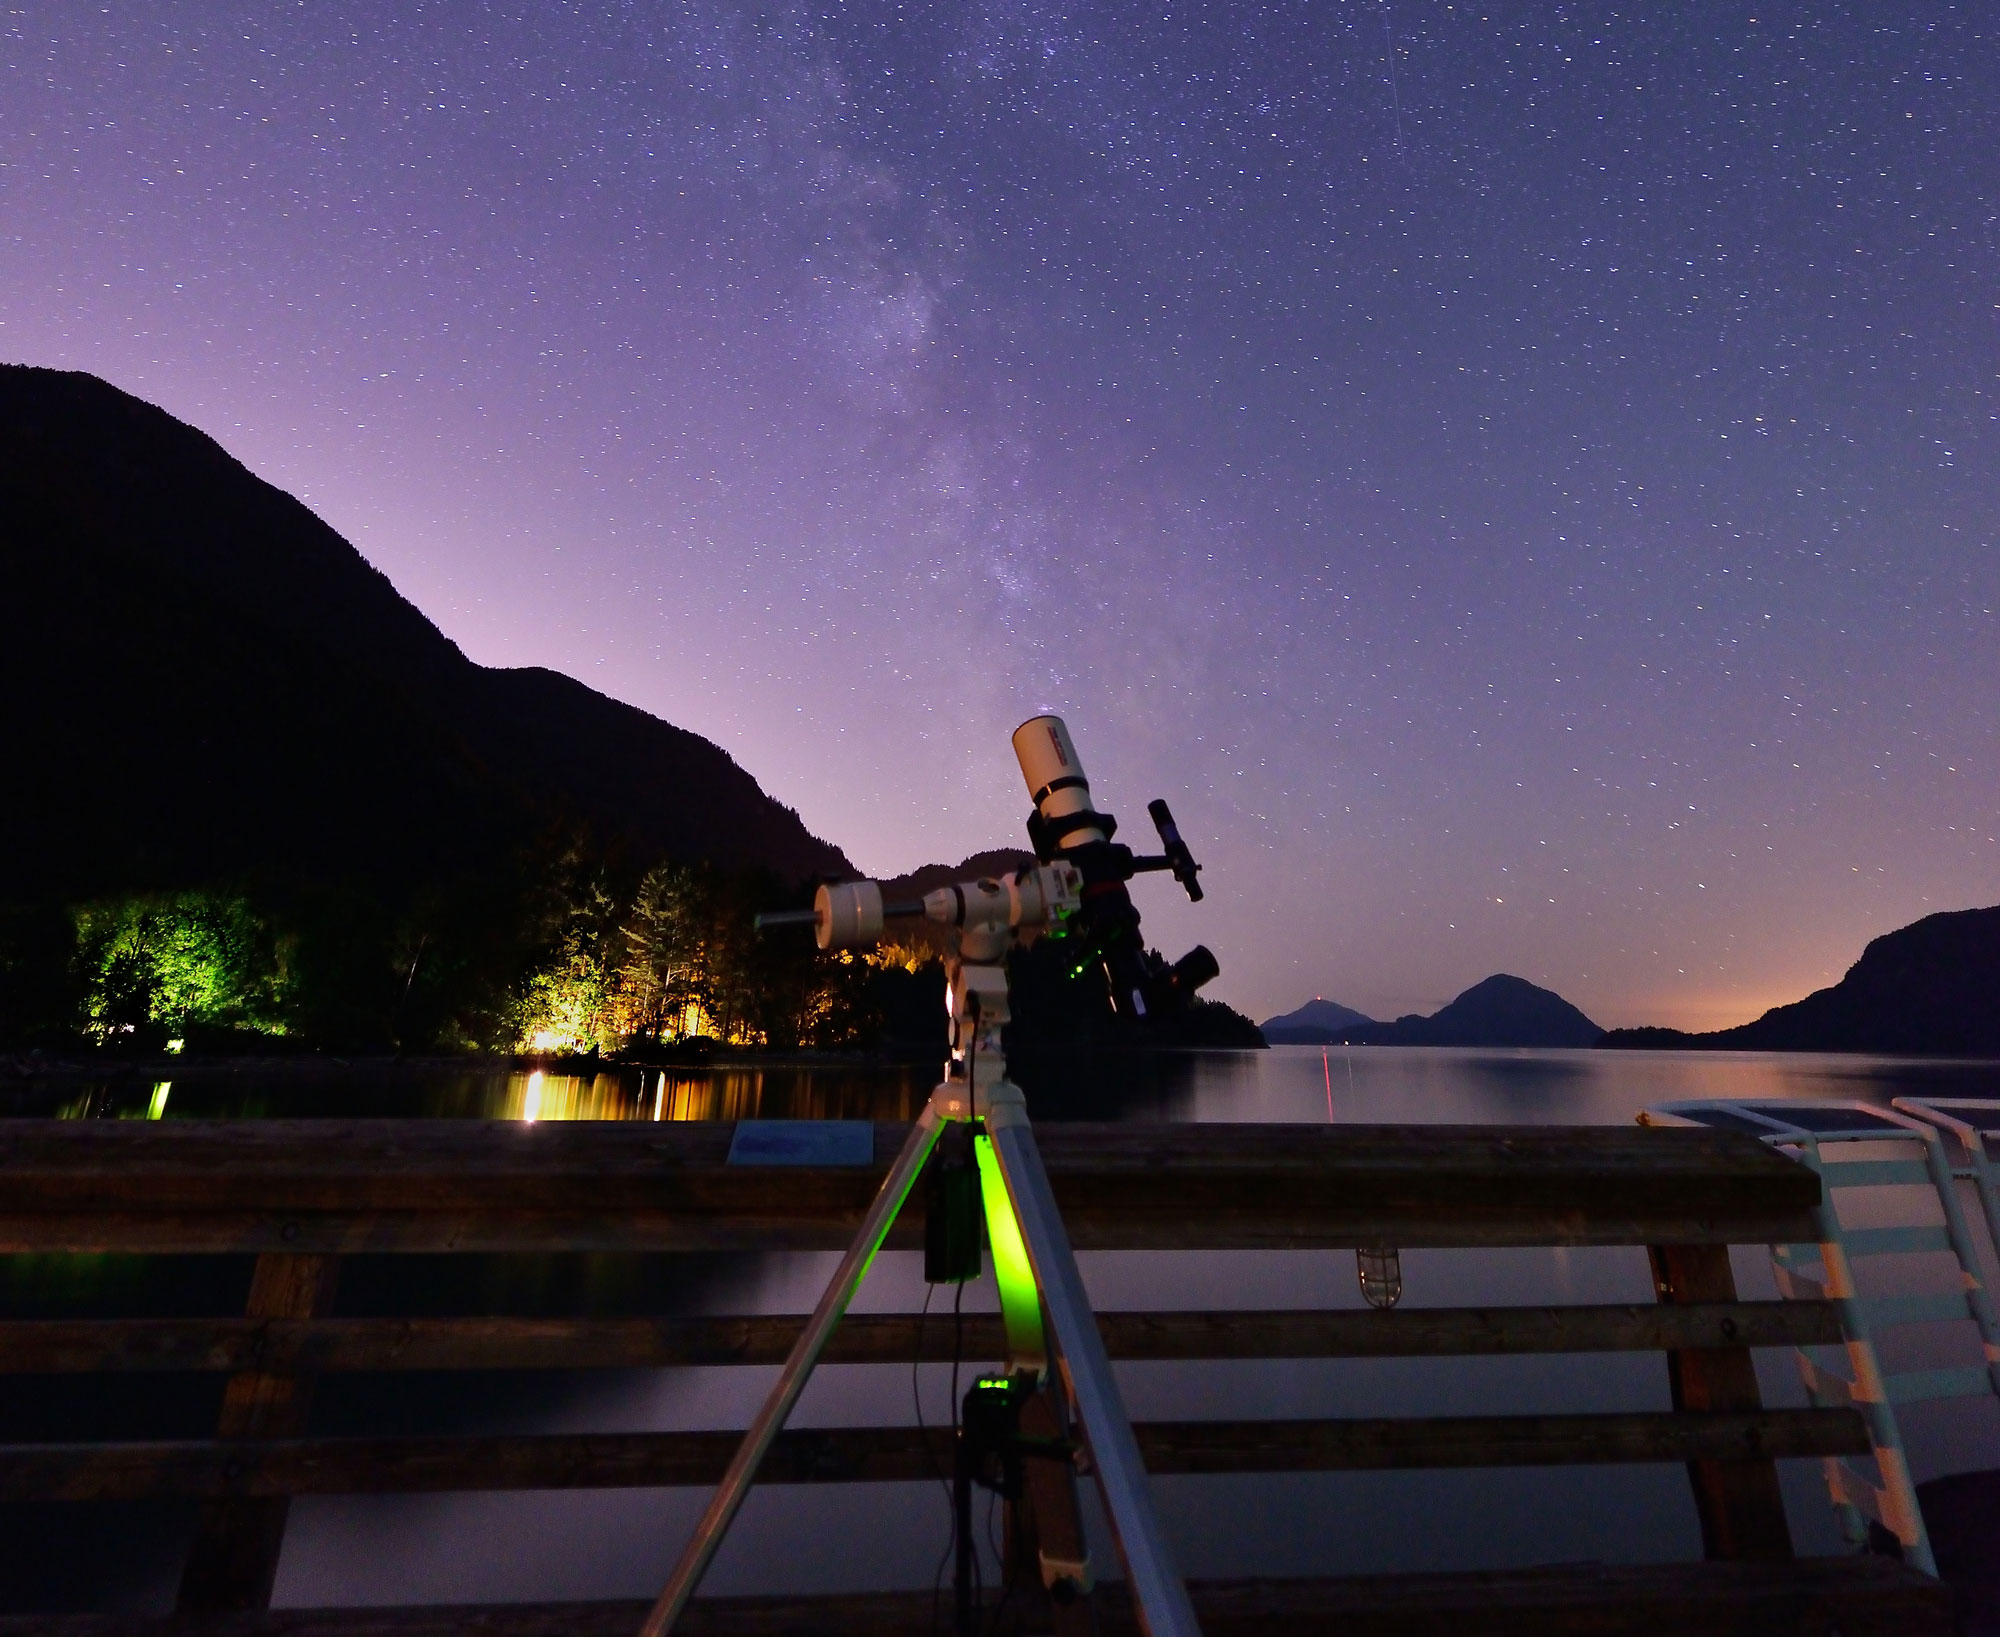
[0,1120,1822,1252]
[0,1408,1868,1500]
[0,1558,1953,1636]
[0,1301,1844,1373]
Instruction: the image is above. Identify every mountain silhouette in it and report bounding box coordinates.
[1260,998,1377,1043]
[881,851,1039,901]
[1308,974,1602,1048]
[1600,905,2000,1056]
[1,364,848,905]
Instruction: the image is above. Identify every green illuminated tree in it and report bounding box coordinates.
[71,892,289,1045]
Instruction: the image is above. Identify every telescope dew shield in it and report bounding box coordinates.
[813,880,884,950]
[1012,714,1108,856]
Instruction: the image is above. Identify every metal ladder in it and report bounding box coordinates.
[1642,1099,2000,1574]
[1892,1097,2000,1299]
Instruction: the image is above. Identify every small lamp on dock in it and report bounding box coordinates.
[1357,1245,1402,1310]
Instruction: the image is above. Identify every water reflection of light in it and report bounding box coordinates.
[147,1082,171,1120]
[652,1074,664,1121]
[522,1069,544,1124]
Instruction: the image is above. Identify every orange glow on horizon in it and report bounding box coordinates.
[1613,987,1816,1036]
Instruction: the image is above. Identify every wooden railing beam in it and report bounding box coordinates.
[0,1120,1823,1254]
[0,1408,1870,1502]
[0,1557,1962,1637]
[0,1301,1845,1374]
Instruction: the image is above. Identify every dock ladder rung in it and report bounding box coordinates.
[1852,1292,1972,1328]
[1886,1364,1996,1405]
[1842,1225,1954,1258]
[1821,1159,1937,1188]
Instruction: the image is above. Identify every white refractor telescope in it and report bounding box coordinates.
[802,713,1216,1085]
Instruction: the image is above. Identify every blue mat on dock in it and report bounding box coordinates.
[726,1120,876,1166]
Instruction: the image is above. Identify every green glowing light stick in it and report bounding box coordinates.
[974,1127,1047,1374]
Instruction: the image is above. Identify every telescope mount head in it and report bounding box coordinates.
[1011,715,1217,1023]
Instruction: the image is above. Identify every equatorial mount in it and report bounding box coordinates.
[759,713,1219,1030]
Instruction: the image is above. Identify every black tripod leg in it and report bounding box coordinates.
[1018,1383,1098,1637]
[955,1422,976,1637]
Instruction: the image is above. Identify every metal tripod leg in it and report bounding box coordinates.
[981,1083,1202,1637]
[637,1100,948,1637]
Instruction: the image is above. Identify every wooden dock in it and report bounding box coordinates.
[0,1119,1957,1635]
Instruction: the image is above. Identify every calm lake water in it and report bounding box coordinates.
[13,1045,2000,1613]
[35,1039,2000,1127]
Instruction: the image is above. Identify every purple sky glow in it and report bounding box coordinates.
[5,2,1996,1028]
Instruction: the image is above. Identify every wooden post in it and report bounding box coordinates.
[1014,1382,1098,1637]
[1648,1243,1792,1560]
[176,1253,340,1611]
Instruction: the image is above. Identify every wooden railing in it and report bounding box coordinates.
[0,1119,1956,1637]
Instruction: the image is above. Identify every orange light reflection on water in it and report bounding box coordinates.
[498,1067,934,1123]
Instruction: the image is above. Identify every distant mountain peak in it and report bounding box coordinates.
[1260,997,1377,1042]
[1267,974,1601,1049]
[1414,974,1602,1045]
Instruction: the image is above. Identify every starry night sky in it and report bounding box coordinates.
[5,3,1995,1029]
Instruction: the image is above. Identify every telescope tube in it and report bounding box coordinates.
[1012,714,1157,1018]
